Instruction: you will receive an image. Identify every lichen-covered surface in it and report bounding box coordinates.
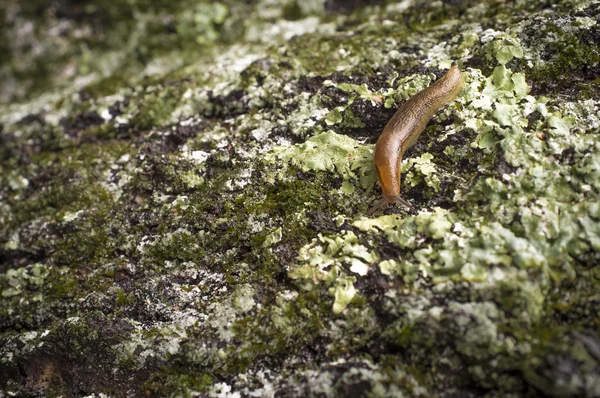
[1,0,600,396]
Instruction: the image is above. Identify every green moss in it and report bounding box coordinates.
[116,289,135,307]
[230,289,327,371]
[537,25,599,70]
[142,372,213,397]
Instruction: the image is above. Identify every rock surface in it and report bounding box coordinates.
[1,0,600,396]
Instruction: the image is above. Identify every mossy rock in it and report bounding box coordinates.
[1,0,600,396]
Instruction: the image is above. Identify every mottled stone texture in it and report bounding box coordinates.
[1,0,600,397]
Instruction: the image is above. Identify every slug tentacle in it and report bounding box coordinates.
[369,62,464,214]
[367,195,416,215]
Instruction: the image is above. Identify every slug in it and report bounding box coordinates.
[368,62,464,214]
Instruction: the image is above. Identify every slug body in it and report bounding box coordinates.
[369,62,464,214]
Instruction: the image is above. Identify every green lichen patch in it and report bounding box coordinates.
[289,231,377,313]
[263,130,376,192]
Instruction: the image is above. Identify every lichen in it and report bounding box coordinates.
[289,230,377,313]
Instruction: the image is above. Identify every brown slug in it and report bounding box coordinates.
[369,62,464,214]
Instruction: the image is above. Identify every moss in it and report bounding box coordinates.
[528,23,600,98]
[228,289,329,373]
[142,372,213,397]
[115,289,135,307]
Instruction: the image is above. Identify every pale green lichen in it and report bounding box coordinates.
[485,35,525,65]
[290,231,377,313]
[403,152,441,193]
[1,264,49,299]
[264,130,377,191]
